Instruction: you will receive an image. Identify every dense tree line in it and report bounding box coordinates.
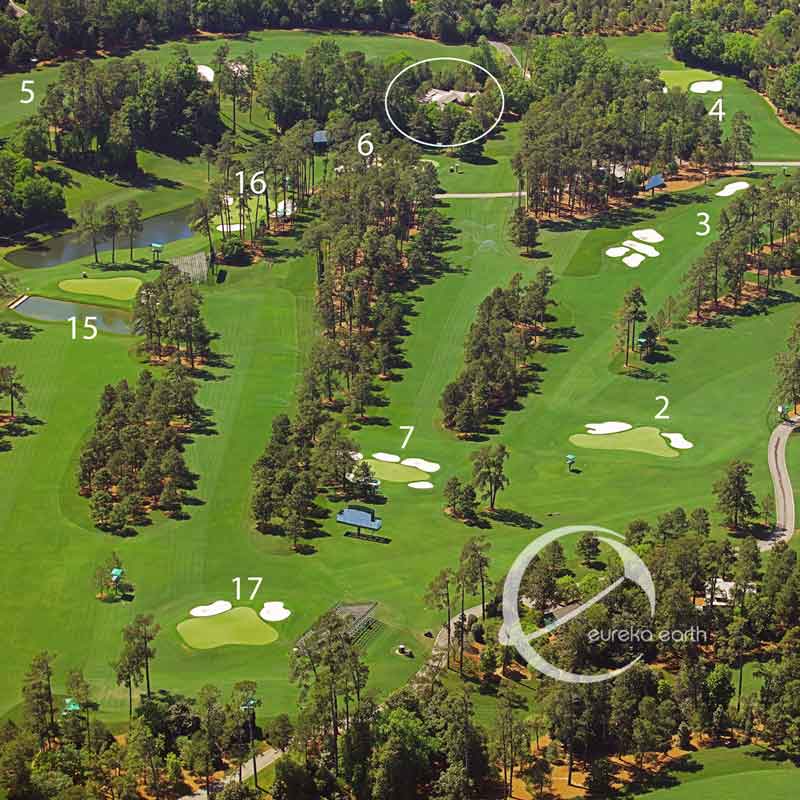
[33,47,222,173]
[682,175,800,322]
[0,622,270,800]
[276,607,493,800]
[251,141,446,546]
[419,458,800,792]
[3,0,797,73]
[513,38,754,216]
[0,142,66,234]
[132,264,212,366]
[77,366,205,533]
[440,269,554,435]
[487,0,795,40]
[669,9,800,119]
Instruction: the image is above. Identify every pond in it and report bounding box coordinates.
[13,296,133,335]
[5,207,194,269]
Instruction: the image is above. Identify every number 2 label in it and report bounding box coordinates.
[655,396,670,420]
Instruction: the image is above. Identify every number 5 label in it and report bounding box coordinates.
[20,80,34,104]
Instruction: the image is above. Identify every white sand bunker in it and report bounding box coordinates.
[373,452,401,463]
[350,451,363,461]
[401,458,440,473]
[197,65,215,82]
[624,253,646,268]
[661,432,694,450]
[633,229,664,244]
[216,223,244,232]
[259,601,291,622]
[408,481,434,489]
[606,246,630,258]
[190,600,232,618]
[690,79,722,94]
[623,240,660,258]
[223,194,235,206]
[585,422,633,435]
[716,181,750,197]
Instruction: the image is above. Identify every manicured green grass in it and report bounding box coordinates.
[366,459,429,482]
[642,769,797,799]
[604,31,800,161]
[602,31,679,71]
[2,160,796,729]
[569,426,680,458]
[0,30,473,139]
[428,121,522,194]
[58,277,142,300]
[176,608,279,649]
[2,26,799,737]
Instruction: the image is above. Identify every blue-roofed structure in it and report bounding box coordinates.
[336,505,382,533]
[645,173,665,192]
[312,130,329,147]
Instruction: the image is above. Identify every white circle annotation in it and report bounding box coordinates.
[383,57,506,149]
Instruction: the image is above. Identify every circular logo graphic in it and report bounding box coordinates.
[383,57,506,149]
[500,525,656,684]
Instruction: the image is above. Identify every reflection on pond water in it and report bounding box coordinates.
[13,296,133,334]
[6,207,193,269]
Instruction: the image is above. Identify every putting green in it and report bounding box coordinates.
[59,277,143,301]
[660,68,718,91]
[366,459,430,482]
[176,607,279,649]
[569,426,679,458]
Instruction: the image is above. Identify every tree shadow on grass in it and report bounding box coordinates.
[2,414,45,439]
[485,508,541,529]
[0,321,43,340]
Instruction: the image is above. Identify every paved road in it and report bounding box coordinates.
[179,748,282,799]
[413,604,483,684]
[764,416,800,551]
[489,40,526,73]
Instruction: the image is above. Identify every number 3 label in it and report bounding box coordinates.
[696,212,710,237]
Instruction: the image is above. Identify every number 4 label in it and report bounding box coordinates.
[709,98,725,121]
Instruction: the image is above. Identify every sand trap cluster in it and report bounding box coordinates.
[401,458,440,472]
[570,424,695,457]
[715,181,750,197]
[661,432,694,449]
[197,65,215,82]
[624,253,646,268]
[259,601,291,622]
[606,229,664,269]
[216,223,244,232]
[190,600,232,618]
[632,229,664,244]
[690,79,722,94]
[368,452,440,488]
[585,422,633,435]
[350,451,364,461]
